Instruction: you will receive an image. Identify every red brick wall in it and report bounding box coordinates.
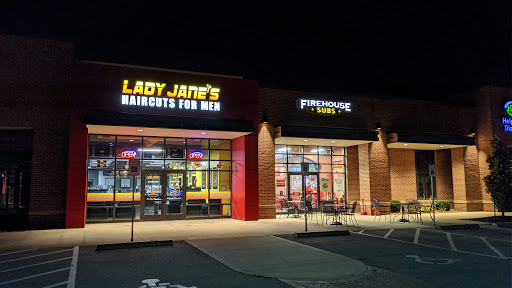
[369,130,392,202]
[358,144,371,204]
[451,148,467,210]
[346,146,360,203]
[389,149,416,201]
[258,123,276,219]
[464,146,483,211]
[0,35,74,229]
[434,150,453,201]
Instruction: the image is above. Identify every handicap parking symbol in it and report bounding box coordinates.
[406,255,461,265]
[139,279,197,288]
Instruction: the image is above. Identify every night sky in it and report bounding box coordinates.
[1,1,510,102]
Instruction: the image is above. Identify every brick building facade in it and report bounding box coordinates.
[1,35,510,230]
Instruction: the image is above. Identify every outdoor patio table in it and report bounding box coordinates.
[324,203,346,225]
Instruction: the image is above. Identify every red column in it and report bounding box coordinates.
[65,116,88,228]
[231,133,259,220]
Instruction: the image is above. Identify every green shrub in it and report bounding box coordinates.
[390,200,401,213]
[421,206,432,212]
[436,200,450,211]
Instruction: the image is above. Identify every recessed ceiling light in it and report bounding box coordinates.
[201,132,207,135]
[404,143,408,146]
[440,145,445,148]
[304,140,308,142]
[332,141,336,143]
[137,129,143,132]
[129,139,134,142]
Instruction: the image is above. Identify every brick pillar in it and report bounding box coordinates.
[434,150,453,202]
[368,130,392,203]
[358,144,371,207]
[475,89,494,211]
[346,146,360,211]
[464,146,482,211]
[258,123,276,219]
[451,147,482,211]
[389,149,416,202]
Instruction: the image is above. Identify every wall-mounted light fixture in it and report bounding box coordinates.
[376,122,382,130]
[262,116,268,124]
[470,128,476,136]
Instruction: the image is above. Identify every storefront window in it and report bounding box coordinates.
[87,135,232,221]
[275,145,347,213]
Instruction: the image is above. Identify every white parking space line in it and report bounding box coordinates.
[413,228,420,244]
[42,281,68,288]
[446,233,457,251]
[0,248,37,257]
[0,248,73,264]
[67,246,79,288]
[0,257,72,273]
[421,228,512,243]
[481,237,507,259]
[0,267,70,286]
[356,232,505,259]
[356,230,365,234]
[384,229,394,238]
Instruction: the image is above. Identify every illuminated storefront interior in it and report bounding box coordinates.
[87,134,232,221]
[274,145,346,212]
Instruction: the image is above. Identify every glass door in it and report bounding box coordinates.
[142,172,163,219]
[288,174,303,201]
[305,174,318,207]
[165,171,185,220]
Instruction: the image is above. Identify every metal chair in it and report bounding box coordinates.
[279,199,294,218]
[373,199,391,222]
[407,200,422,223]
[321,201,335,225]
[345,201,358,226]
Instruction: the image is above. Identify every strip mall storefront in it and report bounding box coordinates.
[1,35,511,230]
[64,61,259,227]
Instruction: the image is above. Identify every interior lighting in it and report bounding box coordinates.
[332,141,336,143]
[404,144,408,146]
[129,139,134,142]
[201,132,207,135]
[304,140,308,142]
[137,129,143,132]
[440,145,445,148]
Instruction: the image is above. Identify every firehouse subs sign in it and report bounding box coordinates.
[121,80,221,112]
[297,98,351,116]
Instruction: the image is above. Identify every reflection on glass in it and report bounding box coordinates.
[209,150,230,160]
[144,173,162,215]
[142,160,165,170]
[187,138,209,150]
[166,172,184,214]
[142,137,165,159]
[166,160,186,170]
[210,139,230,150]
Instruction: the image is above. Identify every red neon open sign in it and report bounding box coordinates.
[121,150,137,158]
[188,151,204,159]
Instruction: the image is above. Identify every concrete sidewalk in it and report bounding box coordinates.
[0,211,505,249]
[0,211,507,287]
[188,236,368,282]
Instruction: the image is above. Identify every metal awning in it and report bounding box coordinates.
[274,125,378,147]
[387,131,475,150]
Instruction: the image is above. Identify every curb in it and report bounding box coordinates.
[438,224,480,230]
[294,230,350,238]
[96,240,173,251]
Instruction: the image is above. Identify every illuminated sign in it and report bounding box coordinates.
[503,101,512,132]
[121,150,137,158]
[297,98,351,116]
[121,80,221,112]
[188,151,204,159]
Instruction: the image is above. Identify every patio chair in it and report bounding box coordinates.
[345,201,358,226]
[321,201,335,225]
[372,199,391,222]
[407,200,422,224]
[279,199,294,218]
